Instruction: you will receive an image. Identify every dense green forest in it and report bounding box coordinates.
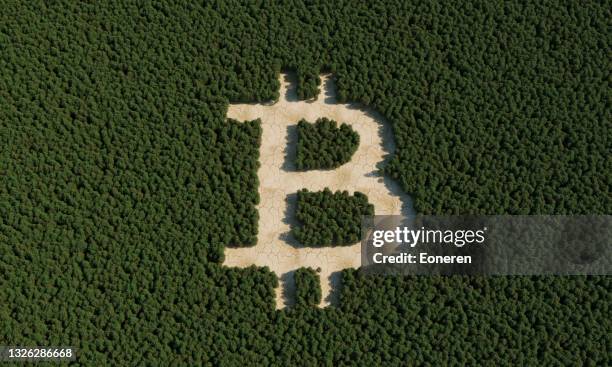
[1,0,610,365]
[296,118,360,170]
[293,189,374,246]
[294,267,322,306]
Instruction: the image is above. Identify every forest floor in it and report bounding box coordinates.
[224,72,413,308]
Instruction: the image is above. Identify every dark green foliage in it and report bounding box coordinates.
[293,189,374,246]
[297,67,321,100]
[0,1,609,365]
[296,118,360,170]
[270,272,610,366]
[294,267,322,306]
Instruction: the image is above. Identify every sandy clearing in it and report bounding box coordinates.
[223,72,414,309]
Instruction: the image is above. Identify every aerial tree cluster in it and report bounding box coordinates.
[296,67,321,100]
[295,118,360,170]
[269,272,610,366]
[292,188,374,246]
[1,0,609,365]
[294,267,322,306]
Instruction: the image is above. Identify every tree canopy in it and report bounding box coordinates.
[292,188,374,246]
[0,0,609,365]
[294,267,322,306]
[296,118,360,170]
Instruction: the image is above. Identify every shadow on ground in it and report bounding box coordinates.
[280,270,296,308]
[325,271,343,306]
[280,192,303,249]
[283,72,299,102]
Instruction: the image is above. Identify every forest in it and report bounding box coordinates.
[294,267,322,306]
[1,0,609,365]
[295,118,359,170]
[292,189,374,246]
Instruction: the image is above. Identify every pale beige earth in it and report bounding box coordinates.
[224,73,413,308]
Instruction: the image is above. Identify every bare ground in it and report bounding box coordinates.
[223,72,414,308]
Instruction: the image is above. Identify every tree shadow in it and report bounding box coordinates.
[322,74,338,104]
[281,124,298,172]
[382,175,415,217]
[280,192,304,249]
[279,270,296,308]
[324,271,343,307]
[282,72,299,102]
[365,101,416,217]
